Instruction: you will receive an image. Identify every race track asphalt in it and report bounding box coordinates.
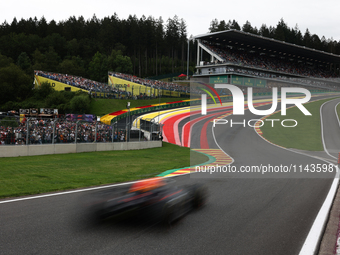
[321,98,340,159]
[0,94,339,255]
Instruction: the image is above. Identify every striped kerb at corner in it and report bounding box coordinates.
[160,149,233,177]
[210,102,273,123]
[255,120,263,135]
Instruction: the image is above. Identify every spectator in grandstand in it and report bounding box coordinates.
[35,71,119,96]
[201,40,340,86]
[110,72,190,93]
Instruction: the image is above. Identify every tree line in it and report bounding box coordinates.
[0,15,340,110]
[0,14,190,81]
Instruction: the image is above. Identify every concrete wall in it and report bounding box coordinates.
[0,141,162,158]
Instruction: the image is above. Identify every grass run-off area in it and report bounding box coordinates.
[0,142,208,198]
[260,97,340,151]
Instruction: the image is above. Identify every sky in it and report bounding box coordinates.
[2,0,340,41]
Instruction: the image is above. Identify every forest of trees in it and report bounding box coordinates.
[0,14,190,82]
[0,14,340,109]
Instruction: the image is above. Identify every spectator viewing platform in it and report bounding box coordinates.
[193,30,340,91]
[34,70,119,98]
[108,72,191,98]
[34,70,192,99]
[110,72,189,92]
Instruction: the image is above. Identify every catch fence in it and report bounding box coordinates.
[0,117,163,146]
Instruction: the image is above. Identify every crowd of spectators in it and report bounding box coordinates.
[216,66,340,90]
[0,118,136,145]
[35,71,119,95]
[202,41,339,79]
[110,72,190,93]
[35,70,183,99]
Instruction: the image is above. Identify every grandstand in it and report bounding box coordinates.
[191,30,340,92]
[108,72,190,98]
[34,70,191,99]
[34,71,119,98]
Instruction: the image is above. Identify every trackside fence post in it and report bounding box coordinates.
[26,117,29,145]
[95,122,97,143]
[52,119,56,145]
[75,121,78,144]
[111,123,114,143]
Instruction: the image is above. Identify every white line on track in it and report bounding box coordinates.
[299,173,339,255]
[320,100,338,160]
[336,102,340,128]
[0,181,138,204]
[0,172,187,205]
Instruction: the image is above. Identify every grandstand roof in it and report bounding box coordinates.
[194,30,340,64]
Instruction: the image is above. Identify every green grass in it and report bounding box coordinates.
[90,97,186,116]
[261,97,339,151]
[0,142,208,198]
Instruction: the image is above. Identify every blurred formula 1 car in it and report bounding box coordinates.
[88,177,207,225]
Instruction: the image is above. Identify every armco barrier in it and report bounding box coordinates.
[0,141,162,158]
